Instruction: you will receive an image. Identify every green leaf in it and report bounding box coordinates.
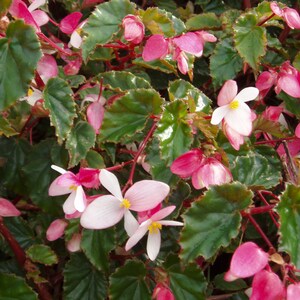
[99,89,163,142]
[214,273,247,291]
[86,150,105,169]
[64,253,107,300]
[231,153,281,189]
[0,20,41,111]
[180,183,253,263]
[100,71,151,92]
[0,273,37,300]
[81,228,115,272]
[294,52,300,71]
[82,0,135,61]
[133,57,178,74]
[186,13,221,30]
[277,92,300,118]
[0,0,11,13]
[234,13,266,70]
[66,121,96,168]
[155,100,193,165]
[43,77,76,143]
[109,260,151,300]
[210,38,243,88]
[277,185,300,269]
[0,116,18,136]
[168,79,211,113]
[26,244,58,266]
[253,115,286,138]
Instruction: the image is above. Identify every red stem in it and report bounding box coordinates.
[106,160,134,171]
[257,191,279,228]
[242,205,276,216]
[257,13,275,26]
[254,136,295,145]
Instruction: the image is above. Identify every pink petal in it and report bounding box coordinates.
[80,195,124,229]
[277,138,300,157]
[77,168,100,189]
[172,32,204,57]
[224,242,269,281]
[225,102,252,136]
[170,148,204,178]
[124,210,139,236]
[63,57,82,75]
[28,0,46,12]
[287,283,300,300]
[270,2,283,17]
[31,10,49,27]
[74,185,86,213]
[262,106,284,122]
[295,124,300,138]
[46,219,67,241]
[235,87,259,103]
[174,50,189,75]
[147,230,161,260]
[277,73,300,98]
[125,180,170,212]
[125,221,150,250]
[256,71,276,92]
[283,8,300,29]
[223,122,245,151]
[138,203,162,224]
[87,101,105,134]
[0,198,21,217]
[60,12,83,34]
[142,35,169,61]
[153,283,175,300]
[57,172,80,187]
[99,169,122,200]
[195,30,217,42]
[122,15,145,44]
[37,55,58,81]
[15,2,40,31]
[63,192,77,215]
[151,206,176,222]
[211,105,230,125]
[250,270,285,300]
[67,233,81,252]
[48,176,72,196]
[217,80,238,106]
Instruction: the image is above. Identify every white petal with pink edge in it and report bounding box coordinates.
[211,105,230,125]
[74,185,86,212]
[217,80,238,106]
[158,220,183,226]
[235,87,259,102]
[125,221,151,250]
[48,177,72,196]
[124,210,139,236]
[28,0,46,12]
[99,169,123,200]
[125,180,170,212]
[63,191,77,215]
[151,206,176,221]
[31,10,49,27]
[147,231,161,261]
[80,195,124,229]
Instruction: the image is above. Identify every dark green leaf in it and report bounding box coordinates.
[81,228,115,272]
[277,92,300,118]
[0,117,18,136]
[64,253,107,300]
[133,57,178,74]
[109,260,151,300]
[277,185,300,269]
[214,273,247,291]
[66,121,96,168]
[180,183,253,262]
[234,13,266,70]
[86,150,105,169]
[82,0,135,61]
[0,20,41,110]
[155,100,193,165]
[186,13,221,30]
[26,244,58,266]
[99,89,163,142]
[210,38,243,88]
[43,77,76,143]
[0,273,37,299]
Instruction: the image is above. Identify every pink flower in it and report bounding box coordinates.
[295,124,300,138]
[142,35,169,61]
[80,170,170,236]
[222,121,246,151]
[37,55,58,83]
[67,233,81,252]
[256,70,277,100]
[125,206,183,261]
[287,283,300,300]
[211,80,259,136]
[46,219,68,241]
[0,198,21,217]
[224,242,269,281]
[122,15,145,44]
[172,48,189,75]
[270,2,300,29]
[59,12,82,35]
[170,149,232,189]
[250,270,285,300]
[152,283,175,300]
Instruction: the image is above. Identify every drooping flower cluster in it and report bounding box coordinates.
[270,2,300,29]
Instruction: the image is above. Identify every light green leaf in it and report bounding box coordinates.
[234,13,267,70]
[43,77,76,143]
[109,260,151,300]
[0,116,18,136]
[186,13,221,30]
[64,253,107,300]
[294,52,300,71]
[82,0,135,61]
[99,71,151,92]
[0,20,41,111]
[81,228,115,272]
[210,38,243,88]
[99,89,163,142]
[277,185,300,269]
[155,100,193,165]
[133,57,178,74]
[66,121,96,168]
[26,244,58,266]
[180,183,253,262]
[0,273,37,300]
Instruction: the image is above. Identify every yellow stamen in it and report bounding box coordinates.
[69,185,77,191]
[120,198,131,209]
[76,28,82,35]
[229,100,239,110]
[148,222,162,234]
[27,88,34,97]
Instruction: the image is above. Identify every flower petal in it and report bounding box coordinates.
[37,55,58,81]
[74,185,86,212]
[142,35,169,61]
[158,220,183,226]
[67,233,81,252]
[151,206,176,221]
[235,87,259,102]
[87,101,105,134]
[125,221,150,250]
[59,12,82,34]
[147,230,161,261]
[28,0,46,12]
[287,283,300,300]
[277,73,300,98]
[51,165,67,174]
[172,32,204,56]
[46,219,67,241]
[211,105,230,125]
[0,198,21,217]
[217,80,237,106]
[80,195,124,229]
[99,169,122,200]
[31,10,49,27]
[48,176,72,196]
[63,192,77,215]
[125,180,170,211]
[69,30,82,48]
[124,210,139,236]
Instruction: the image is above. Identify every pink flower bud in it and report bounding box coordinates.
[152,283,175,300]
[287,283,300,300]
[262,106,284,122]
[224,242,269,281]
[122,15,145,44]
[282,8,300,29]
[0,198,21,217]
[142,35,169,61]
[46,219,68,241]
[295,124,300,138]
[87,101,105,134]
[67,233,81,252]
[173,48,189,75]
[222,121,245,151]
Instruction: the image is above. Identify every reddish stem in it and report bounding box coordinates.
[257,13,275,26]
[243,0,251,9]
[242,205,276,216]
[254,136,295,145]
[106,160,134,171]
[257,191,279,228]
